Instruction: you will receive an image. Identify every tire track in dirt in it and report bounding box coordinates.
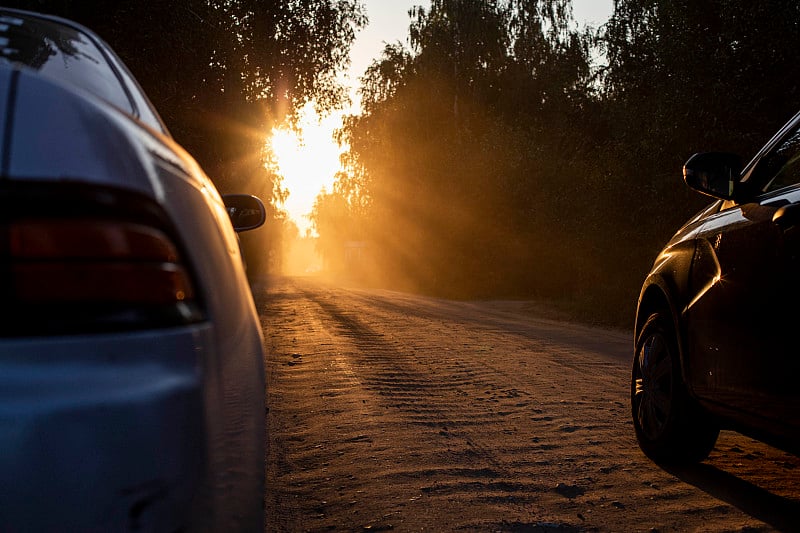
[298,286,534,484]
[266,280,591,530]
[261,277,800,532]
[301,287,640,530]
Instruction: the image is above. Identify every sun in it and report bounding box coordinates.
[268,104,347,235]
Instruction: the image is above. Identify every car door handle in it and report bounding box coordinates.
[772,202,800,230]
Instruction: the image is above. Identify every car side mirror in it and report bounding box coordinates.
[683,152,743,200]
[223,194,266,232]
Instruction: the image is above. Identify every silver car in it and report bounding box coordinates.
[0,7,266,531]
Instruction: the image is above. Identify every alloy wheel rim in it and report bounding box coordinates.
[634,332,673,440]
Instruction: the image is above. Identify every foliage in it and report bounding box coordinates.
[16,1,800,325]
[320,0,597,299]
[9,0,366,276]
[313,0,800,327]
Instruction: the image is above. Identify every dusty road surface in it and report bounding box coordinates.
[257,276,800,532]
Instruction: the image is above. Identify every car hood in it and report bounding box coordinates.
[0,64,214,202]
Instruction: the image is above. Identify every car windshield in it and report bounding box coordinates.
[0,11,134,116]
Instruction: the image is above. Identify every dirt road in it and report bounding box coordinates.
[257,276,800,532]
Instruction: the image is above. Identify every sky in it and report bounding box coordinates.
[272,0,614,235]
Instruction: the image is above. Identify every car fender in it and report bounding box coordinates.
[635,221,709,392]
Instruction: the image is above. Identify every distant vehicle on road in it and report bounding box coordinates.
[632,107,800,464]
[0,7,266,531]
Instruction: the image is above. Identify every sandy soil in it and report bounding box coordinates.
[257,276,800,532]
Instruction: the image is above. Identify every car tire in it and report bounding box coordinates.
[631,311,719,464]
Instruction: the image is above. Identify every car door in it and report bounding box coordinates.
[686,124,800,430]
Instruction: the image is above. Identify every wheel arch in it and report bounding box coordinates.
[635,276,692,388]
[636,279,678,341]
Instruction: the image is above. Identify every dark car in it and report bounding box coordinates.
[0,7,267,531]
[631,108,800,464]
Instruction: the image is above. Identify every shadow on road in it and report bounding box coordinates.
[665,462,800,532]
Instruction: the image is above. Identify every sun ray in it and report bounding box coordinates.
[267,104,347,236]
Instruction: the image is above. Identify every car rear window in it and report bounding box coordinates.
[0,11,134,115]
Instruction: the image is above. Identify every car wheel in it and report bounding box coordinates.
[631,311,719,464]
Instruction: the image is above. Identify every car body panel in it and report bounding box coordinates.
[684,191,800,436]
[636,202,718,367]
[6,66,198,197]
[636,110,800,456]
[0,327,210,531]
[0,7,266,531]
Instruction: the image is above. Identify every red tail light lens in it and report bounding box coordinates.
[1,183,205,335]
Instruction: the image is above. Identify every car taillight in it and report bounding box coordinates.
[0,183,205,335]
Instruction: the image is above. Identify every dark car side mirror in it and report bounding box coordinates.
[683,152,743,201]
[223,194,267,232]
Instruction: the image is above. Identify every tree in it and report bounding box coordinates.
[10,0,366,276]
[326,0,594,298]
[598,0,800,243]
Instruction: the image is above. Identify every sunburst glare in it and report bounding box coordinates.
[269,104,347,235]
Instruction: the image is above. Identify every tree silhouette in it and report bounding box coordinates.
[7,0,366,276]
[316,0,800,326]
